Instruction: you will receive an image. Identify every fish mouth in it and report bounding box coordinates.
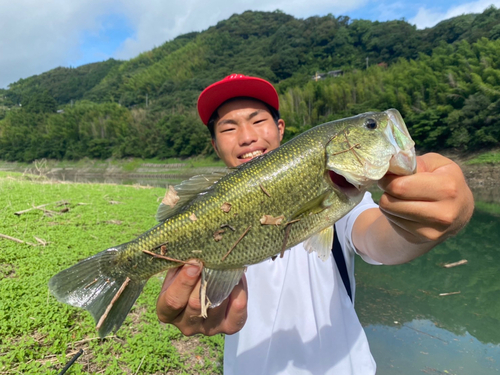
[328,170,359,197]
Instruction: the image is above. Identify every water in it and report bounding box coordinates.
[355,196,500,374]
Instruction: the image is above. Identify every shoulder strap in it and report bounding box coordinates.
[332,225,353,302]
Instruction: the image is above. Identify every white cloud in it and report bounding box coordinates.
[113,0,367,60]
[0,0,366,88]
[0,0,120,88]
[410,0,500,29]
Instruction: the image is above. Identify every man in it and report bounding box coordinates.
[156,74,474,374]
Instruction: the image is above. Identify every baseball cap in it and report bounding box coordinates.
[197,74,279,125]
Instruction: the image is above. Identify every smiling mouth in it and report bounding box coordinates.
[239,149,265,159]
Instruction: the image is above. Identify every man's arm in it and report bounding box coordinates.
[352,153,474,265]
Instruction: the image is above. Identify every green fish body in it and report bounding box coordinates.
[49,109,416,337]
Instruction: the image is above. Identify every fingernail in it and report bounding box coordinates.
[186,264,200,277]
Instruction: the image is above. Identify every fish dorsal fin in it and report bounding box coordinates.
[303,226,334,261]
[156,171,229,222]
[199,267,246,318]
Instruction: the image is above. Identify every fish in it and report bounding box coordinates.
[49,108,416,337]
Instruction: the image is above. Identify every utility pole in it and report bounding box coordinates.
[366,57,369,69]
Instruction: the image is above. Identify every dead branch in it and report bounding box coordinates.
[34,236,48,246]
[439,291,461,296]
[142,250,198,266]
[96,277,131,331]
[221,226,251,262]
[259,183,271,197]
[14,200,68,216]
[443,259,468,268]
[0,233,36,246]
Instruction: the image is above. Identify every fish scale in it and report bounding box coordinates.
[49,109,416,337]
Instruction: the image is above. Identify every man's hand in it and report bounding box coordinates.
[156,260,248,336]
[354,153,474,264]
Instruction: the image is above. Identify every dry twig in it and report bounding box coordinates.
[96,278,131,331]
[221,226,251,261]
[259,183,271,197]
[439,291,461,296]
[443,259,468,268]
[142,250,198,266]
[0,233,36,246]
[14,200,68,216]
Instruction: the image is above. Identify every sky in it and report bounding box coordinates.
[0,0,499,89]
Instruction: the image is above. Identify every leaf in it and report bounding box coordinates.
[162,185,180,208]
[259,215,285,225]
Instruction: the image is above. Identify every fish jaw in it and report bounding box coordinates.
[384,109,416,175]
[325,109,416,194]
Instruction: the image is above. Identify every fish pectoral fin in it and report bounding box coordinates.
[156,170,229,222]
[303,226,334,262]
[289,191,333,221]
[200,267,246,318]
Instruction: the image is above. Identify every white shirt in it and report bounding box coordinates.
[224,192,380,375]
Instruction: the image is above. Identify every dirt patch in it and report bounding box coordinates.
[170,336,218,374]
[0,264,16,278]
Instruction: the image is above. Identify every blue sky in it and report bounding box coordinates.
[0,0,498,89]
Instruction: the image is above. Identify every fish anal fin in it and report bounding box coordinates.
[303,226,334,262]
[200,267,245,317]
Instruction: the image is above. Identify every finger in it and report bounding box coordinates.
[222,275,248,335]
[157,260,202,323]
[175,276,248,336]
[379,167,459,202]
[379,194,459,226]
[381,211,448,243]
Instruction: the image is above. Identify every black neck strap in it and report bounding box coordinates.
[332,226,353,302]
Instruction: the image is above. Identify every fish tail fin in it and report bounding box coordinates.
[48,248,147,337]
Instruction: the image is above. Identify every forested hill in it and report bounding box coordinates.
[1,7,500,162]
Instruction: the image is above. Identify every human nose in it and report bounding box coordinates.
[238,124,258,146]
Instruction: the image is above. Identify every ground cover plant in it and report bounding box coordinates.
[0,172,223,374]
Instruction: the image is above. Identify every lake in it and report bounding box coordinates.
[355,189,500,374]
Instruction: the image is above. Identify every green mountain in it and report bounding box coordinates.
[1,7,500,162]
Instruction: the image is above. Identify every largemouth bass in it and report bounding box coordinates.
[49,109,416,337]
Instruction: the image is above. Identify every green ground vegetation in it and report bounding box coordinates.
[465,151,500,165]
[1,7,500,162]
[0,173,223,374]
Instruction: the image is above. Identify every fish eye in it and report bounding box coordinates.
[365,118,378,130]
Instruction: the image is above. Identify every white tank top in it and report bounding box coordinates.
[224,192,379,375]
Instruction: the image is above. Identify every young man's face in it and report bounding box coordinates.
[211,99,285,168]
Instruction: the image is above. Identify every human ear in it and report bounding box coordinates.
[277,119,285,142]
[211,138,221,158]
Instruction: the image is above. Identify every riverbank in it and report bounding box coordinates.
[0,157,227,185]
[0,172,223,374]
[1,150,500,188]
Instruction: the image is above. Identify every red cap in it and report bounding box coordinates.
[197,74,279,125]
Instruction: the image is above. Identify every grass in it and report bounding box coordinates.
[473,201,500,217]
[0,172,223,374]
[465,151,500,165]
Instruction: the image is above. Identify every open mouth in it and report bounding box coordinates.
[328,170,359,196]
[238,149,266,160]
